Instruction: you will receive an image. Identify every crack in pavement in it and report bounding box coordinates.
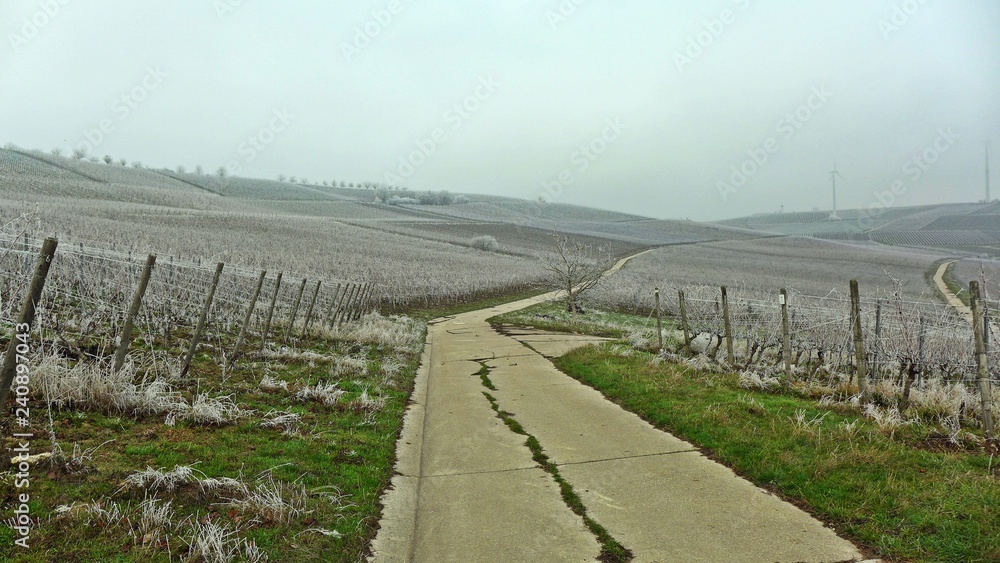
[554,449,701,467]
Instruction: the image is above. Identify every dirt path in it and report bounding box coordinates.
[933,260,975,324]
[371,256,868,562]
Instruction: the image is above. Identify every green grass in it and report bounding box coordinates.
[405,287,547,321]
[489,301,670,339]
[552,344,1000,563]
[0,321,423,562]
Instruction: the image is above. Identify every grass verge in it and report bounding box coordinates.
[552,344,1000,563]
[1,315,424,562]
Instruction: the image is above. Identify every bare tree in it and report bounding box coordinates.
[216,166,227,177]
[176,165,186,174]
[72,147,88,160]
[195,165,204,175]
[118,158,127,166]
[540,234,614,313]
[277,174,286,182]
[103,154,113,164]
[51,147,63,157]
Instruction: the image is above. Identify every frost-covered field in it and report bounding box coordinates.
[591,236,949,313]
[0,146,757,308]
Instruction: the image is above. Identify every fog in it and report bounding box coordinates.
[2,0,998,220]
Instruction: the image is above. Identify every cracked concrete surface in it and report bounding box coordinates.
[371,267,869,561]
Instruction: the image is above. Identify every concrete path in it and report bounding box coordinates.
[934,260,974,324]
[371,253,868,561]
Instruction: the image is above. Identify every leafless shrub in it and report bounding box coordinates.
[470,235,500,252]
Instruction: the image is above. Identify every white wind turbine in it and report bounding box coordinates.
[828,163,843,220]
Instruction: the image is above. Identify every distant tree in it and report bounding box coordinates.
[470,235,500,252]
[103,155,113,164]
[72,147,88,160]
[131,161,143,168]
[51,148,62,157]
[88,156,99,163]
[277,174,286,182]
[375,188,390,203]
[176,165,186,174]
[195,165,204,175]
[340,181,347,188]
[322,181,329,186]
[539,234,614,314]
[289,176,297,183]
[454,195,470,204]
[348,182,354,188]
[216,166,227,177]
[301,177,309,184]
[118,158,127,166]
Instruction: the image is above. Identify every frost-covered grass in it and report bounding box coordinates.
[0,313,425,562]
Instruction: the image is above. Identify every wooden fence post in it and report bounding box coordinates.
[331,283,352,327]
[229,269,266,367]
[0,237,58,408]
[849,280,869,404]
[354,283,373,321]
[780,288,791,378]
[337,283,359,326]
[970,281,994,441]
[872,300,882,380]
[112,254,156,372]
[260,272,282,350]
[654,288,663,352]
[324,283,342,327]
[284,278,307,345]
[721,286,735,365]
[181,262,224,377]
[678,290,691,353]
[302,280,322,334]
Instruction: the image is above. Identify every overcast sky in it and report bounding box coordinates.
[3,0,998,221]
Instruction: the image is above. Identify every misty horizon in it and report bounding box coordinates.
[3,0,998,222]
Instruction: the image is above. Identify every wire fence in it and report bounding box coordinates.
[0,231,384,373]
[649,283,998,385]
